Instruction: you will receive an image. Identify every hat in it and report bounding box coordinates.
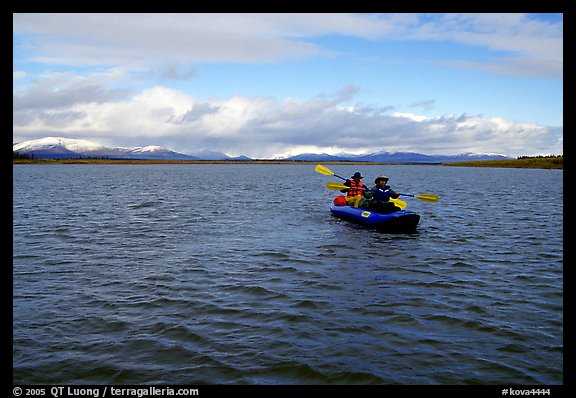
[374,175,389,183]
[351,172,363,179]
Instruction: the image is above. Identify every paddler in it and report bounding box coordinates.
[362,175,402,213]
[341,171,367,207]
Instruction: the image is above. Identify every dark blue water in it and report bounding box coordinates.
[13,164,563,384]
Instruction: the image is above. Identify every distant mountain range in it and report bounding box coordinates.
[12,137,249,161]
[284,151,513,163]
[13,137,513,162]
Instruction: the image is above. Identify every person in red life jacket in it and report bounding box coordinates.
[362,175,402,213]
[340,171,367,207]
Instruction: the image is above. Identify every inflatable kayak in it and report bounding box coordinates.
[330,203,420,232]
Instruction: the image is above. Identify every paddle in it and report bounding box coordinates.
[315,164,348,181]
[326,181,358,191]
[399,193,439,203]
[317,164,439,203]
[326,182,407,210]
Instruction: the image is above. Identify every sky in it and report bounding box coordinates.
[13,13,563,158]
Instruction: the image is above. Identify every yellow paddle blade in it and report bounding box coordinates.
[326,181,348,191]
[315,164,335,176]
[391,198,407,210]
[414,193,439,203]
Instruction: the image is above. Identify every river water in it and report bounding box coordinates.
[13,164,563,384]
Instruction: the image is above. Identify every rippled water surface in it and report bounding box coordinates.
[13,164,563,384]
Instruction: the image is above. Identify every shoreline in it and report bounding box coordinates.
[12,159,434,165]
[12,157,562,169]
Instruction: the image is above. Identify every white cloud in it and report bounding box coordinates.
[13,71,131,110]
[13,13,331,67]
[409,13,563,78]
[12,14,563,157]
[12,79,562,157]
[13,13,562,77]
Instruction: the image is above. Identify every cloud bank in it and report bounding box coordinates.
[13,13,563,157]
[13,75,562,158]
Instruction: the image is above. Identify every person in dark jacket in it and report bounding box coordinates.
[362,175,402,213]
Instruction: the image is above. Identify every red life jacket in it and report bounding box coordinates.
[347,180,365,197]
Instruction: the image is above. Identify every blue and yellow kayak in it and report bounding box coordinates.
[330,203,420,232]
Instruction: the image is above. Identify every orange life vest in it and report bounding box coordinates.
[347,180,365,197]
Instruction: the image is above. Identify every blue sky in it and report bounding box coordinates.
[13,13,563,158]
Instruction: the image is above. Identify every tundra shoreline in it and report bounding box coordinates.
[12,157,563,169]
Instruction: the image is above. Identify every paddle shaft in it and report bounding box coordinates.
[316,164,361,183]
[331,173,348,181]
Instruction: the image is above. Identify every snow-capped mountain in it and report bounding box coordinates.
[13,137,106,154]
[13,137,200,160]
[13,137,260,160]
